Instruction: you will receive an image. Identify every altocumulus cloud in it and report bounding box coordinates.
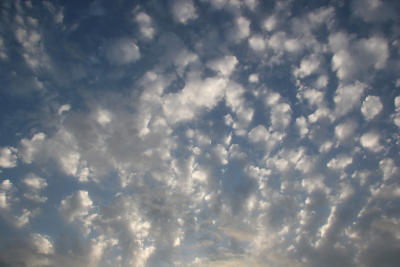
[0,0,400,266]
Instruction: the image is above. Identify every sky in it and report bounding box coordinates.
[0,0,400,266]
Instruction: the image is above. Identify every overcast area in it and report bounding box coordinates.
[0,0,400,266]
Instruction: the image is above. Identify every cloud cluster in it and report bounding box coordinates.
[0,0,400,266]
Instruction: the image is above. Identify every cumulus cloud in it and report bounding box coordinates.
[106,38,140,65]
[361,95,383,120]
[171,0,198,24]
[360,131,382,152]
[23,173,48,203]
[135,12,155,40]
[334,81,366,117]
[330,33,389,81]
[352,0,396,22]
[248,35,266,51]
[1,1,400,266]
[0,147,18,168]
[59,190,93,223]
[393,96,400,128]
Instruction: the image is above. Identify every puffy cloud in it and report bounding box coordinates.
[361,95,383,120]
[393,96,400,128]
[58,104,71,115]
[249,35,266,51]
[19,133,46,164]
[296,116,309,138]
[248,73,259,83]
[379,158,398,181]
[106,38,140,65]
[334,81,366,117]
[23,173,48,203]
[0,179,13,209]
[330,33,389,81]
[135,12,155,40]
[59,190,93,223]
[163,76,228,123]
[294,54,320,78]
[352,0,396,22]
[0,37,7,60]
[335,120,357,142]
[1,1,400,266]
[327,155,353,170]
[0,147,18,168]
[207,55,238,77]
[263,15,277,31]
[31,233,54,255]
[233,16,251,41]
[360,131,382,152]
[248,125,269,143]
[171,0,198,24]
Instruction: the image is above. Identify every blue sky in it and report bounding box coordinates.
[0,0,400,266]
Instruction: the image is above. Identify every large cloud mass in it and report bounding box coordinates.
[0,0,400,266]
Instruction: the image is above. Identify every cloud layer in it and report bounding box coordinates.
[0,0,400,266]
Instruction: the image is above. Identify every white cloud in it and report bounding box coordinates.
[163,76,228,123]
[106,38,140,65]
[207,55,238,77]
[265,93,292,132]
[59,190,93,223]
[13,10,51,72]
[15,208,33,228]
[43,0,64,24]
[23,173,48,203]
[263,16,277,31]
[330,33,389,81]
[296,116,309,138]
[248,125,269,143]
[392,96,400,128]
[135,12,155,39]
[248,73,259,83]
[334,81,366,117]
[58,104,71,115]
[379,158,398,181]
[96,109,112,126]
[31,233,54,255]
[0,180,13,209]
[352,0,396,22]
[361,95,383,120]
[19,132,46,164]
[171,0,198,24]
[213,144,228,165]
[0,37,7,60]
[249,35,266,51]
[360,131,382,152]
[294,54,320,78]
[0,147,18,168]
[335,120,357,142]
[234,16,251,41]
[327,155,353,170]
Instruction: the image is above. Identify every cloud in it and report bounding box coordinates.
[393,96,400,128]
[0,147,18,168]
[360,131,382,152]
[352,0,396,22]
[1,1,400,266]
[334,82,366,117]
[171,0,198,24]
[330,33,389,81]
[135,12,155,40]
[59,190,93,223]
[23,173,48,203]
[361,95,383,120]
[249,35,266,51]
[106,38,140,65]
